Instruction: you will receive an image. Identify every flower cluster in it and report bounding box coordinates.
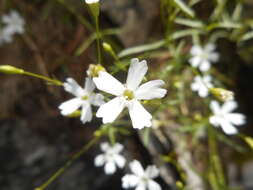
[59,58,167,129]
[0,11,25,45]
[94,142,161,190]
[189,42,246,135]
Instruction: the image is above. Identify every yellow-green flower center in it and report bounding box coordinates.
[123,89,134,100]
[82,95,89,100]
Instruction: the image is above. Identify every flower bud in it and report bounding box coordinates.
[0,65,24,74]
[87,64,106,77]
[210,88,234,102]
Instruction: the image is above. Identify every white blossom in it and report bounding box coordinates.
[58,77,104,124]
[93,58,167,129]
[189,43,219,72]
[191,75,213,98]
[122,160,161,190]
[209,100,246,135]
[85,0,99,4]
[2,11,25,36]
[94,142,126,174]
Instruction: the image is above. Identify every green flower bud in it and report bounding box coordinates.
[210,88,234,102]
[0,65,24,75]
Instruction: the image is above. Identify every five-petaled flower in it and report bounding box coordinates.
[191,75,213,98]
[94,142,126,174]
[122,160,161,190]
[59,77,104,124]
[209,100,246,135]
[189,43,219,72]
[93,58,167,129]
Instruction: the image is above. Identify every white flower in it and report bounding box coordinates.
[94,142,126,174]
[191,75,213,98]
[58,77,104,124]
[189,43,219,72]
[2,11,25,36]
[93,58,167,129]
[122,160,161,190]
[85,0,99,4]
[209,100,246,135]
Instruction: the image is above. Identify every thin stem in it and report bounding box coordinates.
[95,16,102,65]
[208,125,226,189]
[35,136,100,190]
[24,72,63,86]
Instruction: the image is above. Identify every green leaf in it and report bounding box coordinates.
[240,31,253,41]
[174,18,204,28]
[173,0,195,18]
[118,40,166,58]
[171,29,203,40]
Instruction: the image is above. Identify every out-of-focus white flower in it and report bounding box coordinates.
[85,0,99,4]
[58,77,104,124]
[189,43,219,72]
[191,75,213,98]
[2,11,25,36]
[94,142,126,174]
[93,58,167,129]
[209,100,246,135]
[122,160,161,190]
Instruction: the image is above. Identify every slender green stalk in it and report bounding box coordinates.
[95,16,102,65]
[208,125,226,189]
[35,136,100,190]
[24,71,63,86]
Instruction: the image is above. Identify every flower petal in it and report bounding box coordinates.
[58,98,83,115]
[80,103,92,124]
[122,174,139,189]
[93,71,125,96]
[114,155,126,168]
[147,180,162,190]
[220,120,238,135]
[100,142,110,152]
[129,160,145,176]
[199,61,211,72]
[94,154,105,166]
[91,93,105,106]
[136,183,146,190]
[222,101,238,113]
[84,77,95,93]
[96,97,126,123]
[145,166,159,179]
[126,58,148,90]
[105,162,116,174]
[226,113,246,126]
[135,80,167,100]
[112,143,124,153]
[209,116,222,127]
[190,45,203,55]
[63,78,84,97]
[210,101,221,114]
[189,56,201,67]
[128,101,152,129]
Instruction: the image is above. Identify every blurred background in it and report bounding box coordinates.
[0,0,253,190]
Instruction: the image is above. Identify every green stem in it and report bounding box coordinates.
[95,16,102,65]
[208,125,226,189]
[35,136,100,190]
[24,72,63,86]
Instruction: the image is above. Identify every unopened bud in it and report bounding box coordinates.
[87,64,106,77]
[0,65,24,75]
[210,88,234,102]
